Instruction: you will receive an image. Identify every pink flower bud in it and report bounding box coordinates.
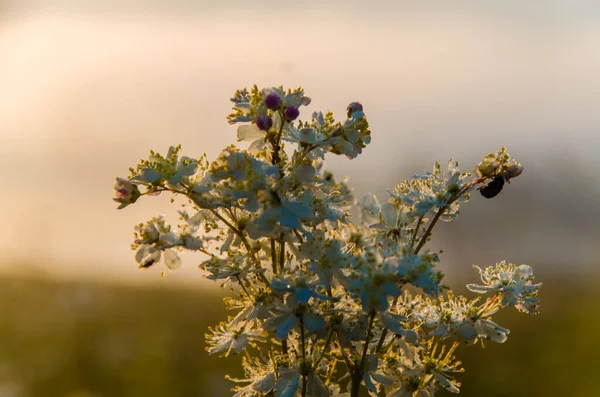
[113,177,141,209]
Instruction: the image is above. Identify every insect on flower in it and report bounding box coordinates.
[479,175,505,199]
[114,87,538,397]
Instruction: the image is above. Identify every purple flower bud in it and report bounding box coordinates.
[284,106,300,121]
[346,102,363,118]
[264,93,282,110]
[256,115,273,131]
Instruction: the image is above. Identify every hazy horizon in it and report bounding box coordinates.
[1,2,599,284]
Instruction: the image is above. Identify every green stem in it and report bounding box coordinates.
[211,208,270,288]
[271,109,286,174]
[271,238,278,274]
[197,247,212,256]
[282,339,288,355]
[294,229,305,244]
[413,207,446,255]
[300,314,307,397]
[338,341,353,378]
[409,215,424,252]
[210,210,249,249]
[313,329,335,369]
[359,313,376,371]
[279,237,286,272]
[412,177,485,255]
[351,312,376,397]
[236,276,251,299]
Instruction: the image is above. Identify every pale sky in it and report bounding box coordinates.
[1,2,599,284]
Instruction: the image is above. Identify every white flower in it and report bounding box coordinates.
[361,355,395,396]
[116,86,540,397]
[384,254,441,296]
[206,323,266,356]
[200,255,265,283]
[113,177,141,209]
[360,193,381,225]
[467,262,541,314]
[133,217,182,270]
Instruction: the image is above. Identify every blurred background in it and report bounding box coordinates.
[1,0,599,396]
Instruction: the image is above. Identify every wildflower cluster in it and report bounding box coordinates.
[114,85,540,397]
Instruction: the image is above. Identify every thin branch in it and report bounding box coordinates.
[271,238,278,274]
[313,329,335,369]
[351,312,376,397]
[294,229,305,244]
[279,237,286,272]
[300,314,307,397]
[413,206,446,255]
[409,215,424,252]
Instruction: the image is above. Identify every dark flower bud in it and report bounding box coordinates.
[284,106,300,121]
[264,93,282,110]
[256,115,273,131]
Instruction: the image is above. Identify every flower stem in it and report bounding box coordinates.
[409,215,424,252]
[236,276,251,299]
[294,229,305,244]
[210,210,251,251]
[413,178,483,255]
[279,236,286,271]
[351,312,376,397]
[300,314,307,397]
[282,339,288,355]
[314,329,335,369]
[413,207,446,254]
[270,238,278,274]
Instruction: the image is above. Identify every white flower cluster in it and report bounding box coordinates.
[114,86,538,397]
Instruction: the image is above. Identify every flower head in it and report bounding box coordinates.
[116,86,539,397]
[256,115,273,131]
[206,321,266,356]
[467,262,541,314]
[285,106,300,121]
[113,177,141,209]
[347,102,363,118]
[264,92,283,110]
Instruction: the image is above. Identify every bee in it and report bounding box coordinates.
[479,175,505,199]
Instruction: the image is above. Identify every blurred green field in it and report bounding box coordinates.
[0,273,596,397]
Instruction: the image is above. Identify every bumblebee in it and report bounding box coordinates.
[479,175,505,199]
